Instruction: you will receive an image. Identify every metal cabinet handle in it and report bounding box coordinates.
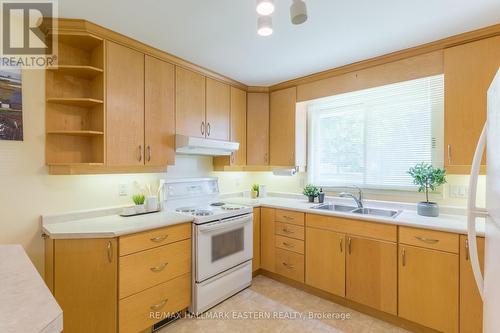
[207,122,211,136]
[138,145,142,162]
[282,262,294,269]
[283,216,294,221]
[150,298,168,310]
[264,153,268,163]
[448,144,452,164]
[147,145,152,162]
[107,241,113,263]
[150,262,169,272]
[465,239,469,261]
[282,242,294,248]
[414,236,439,244]
[282,228,293,234]
[150,235,168,243]
[340,238,343,253]
[348,237,352,255]
[231,153,235,163]
[402,248,406,266]
[201,121,205,135]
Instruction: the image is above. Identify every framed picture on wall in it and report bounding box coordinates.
[0,64,22,141]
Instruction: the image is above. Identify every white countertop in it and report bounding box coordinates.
[0,245,62,333]
[223,194,486,236]
[42,207,194,239]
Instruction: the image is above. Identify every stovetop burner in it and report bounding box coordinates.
[210,202,226,207]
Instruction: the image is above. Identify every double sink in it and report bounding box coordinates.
[312,203,402,218]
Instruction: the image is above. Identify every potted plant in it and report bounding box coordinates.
[303,184,320,203]
[408,162,447,217]
[132,193,146,213]
[250,184,259,199]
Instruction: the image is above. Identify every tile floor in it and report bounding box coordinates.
[159,275,410,333]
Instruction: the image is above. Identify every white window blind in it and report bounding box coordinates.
[307,75,444,190]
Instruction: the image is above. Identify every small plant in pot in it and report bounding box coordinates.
[250,184,259,199]
[132,193,146,213]
[408,163,447,217]
[303,184,320,203]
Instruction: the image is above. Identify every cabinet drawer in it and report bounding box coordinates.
[275,222,304,240]
[119,239,191,299]
[119,223,191,256]
[275,209,304,226]
[399,227,459,253]
[275,248,304,282]
[275,235,304,254]
[119,273,190,333]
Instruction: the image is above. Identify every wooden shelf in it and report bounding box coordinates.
[49,32,103,50]
[47,162,104,166]
[47,130,104,136]
[46,98,103,107]
[47,65,103,79]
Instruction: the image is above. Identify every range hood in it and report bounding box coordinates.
[175,134,239,156]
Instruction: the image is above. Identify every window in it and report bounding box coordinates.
[307,75,444,190]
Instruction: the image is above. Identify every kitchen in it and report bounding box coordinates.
[1,1,499,332]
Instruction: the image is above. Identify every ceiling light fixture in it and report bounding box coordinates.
[290,0,308,25]
[257,15,273,36]
[256,0,275,16]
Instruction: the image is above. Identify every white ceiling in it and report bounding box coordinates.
[59,0,500,86]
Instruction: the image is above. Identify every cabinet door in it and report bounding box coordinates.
[260,207,275,272]
[460,236,485,333]
[346,236,397,315]
[247,92,269,165]
[306,228,345,297]
[270,87,296,166]
[252,208,261,272]
[399,245,459,333]
[54,238,117,333]
[145,56,175,167]
[175,67,206,138]
[230,87,247,165]
[106,41,144,166]
[206,78,230,140]
[444,35,500,174]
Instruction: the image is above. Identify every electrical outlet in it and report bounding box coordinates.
[118,183,128,196]
[449,185,468,198]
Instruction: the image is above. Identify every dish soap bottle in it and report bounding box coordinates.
[318,188,325,203]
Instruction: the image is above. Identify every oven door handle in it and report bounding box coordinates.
[198,216,252,233]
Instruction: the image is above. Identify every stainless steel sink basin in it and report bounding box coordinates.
[352,207,402,218]
[312,203,357,212]
[311,203,402,218]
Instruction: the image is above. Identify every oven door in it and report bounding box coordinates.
[195,213,253,282]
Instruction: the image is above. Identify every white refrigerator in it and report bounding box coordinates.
[467,68,500,332]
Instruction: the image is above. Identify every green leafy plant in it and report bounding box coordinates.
[132,193,145,205]
[407,163,447,203]
[251,184,260,192]
[303,184,320,197]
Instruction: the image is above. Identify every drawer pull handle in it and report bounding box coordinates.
[150,262,169,272]
[282,262,294,269]
[282,228,294,234]
[340,238,343,253]
[415,236,439,244]
[150,235,168,243]
[282,242,294,248]
[283,216,294,220]
[150,298,168,310]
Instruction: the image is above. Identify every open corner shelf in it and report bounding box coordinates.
[47,65,103,79]
[47,130,104,136]
[46,98,103,107]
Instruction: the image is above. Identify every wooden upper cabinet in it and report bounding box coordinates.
[270,87,297,167]
[346,236,397,315]
[206,78,230,140]
[145,56,175,167]
[247,92,270,165]
[399,245,459,333]
[230,87,247,165]
[306,228,345,297]
[175,67,206,138]
[444,35,500,174]
[460,236,485,333]
[106,41,144,166]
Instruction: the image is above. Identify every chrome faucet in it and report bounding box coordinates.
[339,186,364,208]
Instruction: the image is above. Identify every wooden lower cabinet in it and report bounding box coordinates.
[460,236,485,333]
[252,208,261,272]
[346,236,397,315]
[305,227,345,297]
[275,248,304,282]
[398,244,459,333]
[260,207,276,272]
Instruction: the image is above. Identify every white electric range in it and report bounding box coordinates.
[163,178,253,315]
